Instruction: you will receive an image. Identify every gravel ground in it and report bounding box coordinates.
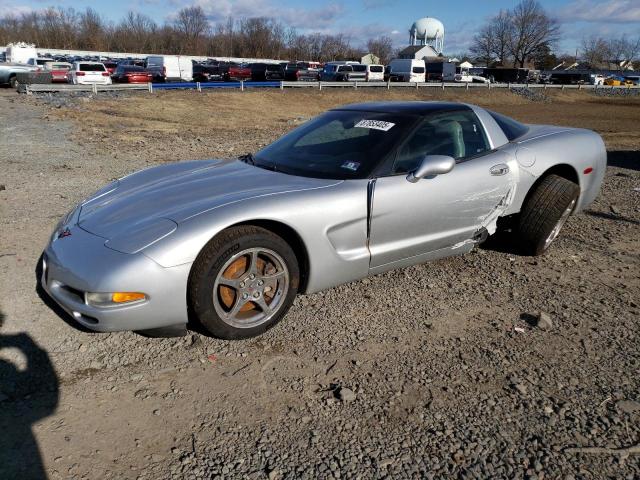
[0,88,639,480]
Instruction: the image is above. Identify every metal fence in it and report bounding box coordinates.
[22,80,640,94]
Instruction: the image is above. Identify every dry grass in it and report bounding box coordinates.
[50,88,640,161]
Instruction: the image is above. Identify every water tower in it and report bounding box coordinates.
[409,17,445,54]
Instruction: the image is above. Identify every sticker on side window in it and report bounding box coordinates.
[341,161,360,171]
[354,119,395,131]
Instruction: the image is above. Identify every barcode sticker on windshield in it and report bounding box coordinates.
[354,120,395,131]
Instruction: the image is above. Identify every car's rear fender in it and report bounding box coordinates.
[502,128,606,216]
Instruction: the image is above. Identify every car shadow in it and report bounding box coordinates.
[479,229,522,255]
[0,310,60,480]
[34,254,94,333]
[584,210,640,225]
[607,150,639,171]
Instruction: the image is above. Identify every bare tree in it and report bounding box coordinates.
[508,0,559,68]
[609,35,640,71]
[174,6,209,54]
[366,36,393,64]
[470,24,495,67]
[581,35,609,68]
[491,10,512,66]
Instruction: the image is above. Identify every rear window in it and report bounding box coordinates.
[53,64,70,70]
[487,110,529,141]
[338,66,353,72]
[266,65,281,71]
[369,65,383,72]
[79,63,106,72]
[412,67,425,73]
[352,65,366,72]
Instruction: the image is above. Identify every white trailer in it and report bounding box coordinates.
[4,42,37,64]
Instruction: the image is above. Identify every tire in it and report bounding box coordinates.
[188,226,299,339]
[9,76,17,89]
[518,174,579,256]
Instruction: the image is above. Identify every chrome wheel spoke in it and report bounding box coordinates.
[544,199,575,250]
[248,250,259,276]
[262,270,285,281]
[218,277,241,288]
[226,297,248,319]
[254,295,273,315]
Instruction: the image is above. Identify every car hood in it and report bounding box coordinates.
[78,159,340,239]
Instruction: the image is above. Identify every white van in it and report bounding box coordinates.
[365,64,384,82]
[146,55,193,82]
[388,59,426,82]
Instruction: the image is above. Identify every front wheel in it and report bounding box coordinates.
[518,174,579,256]
[188,226,299,339]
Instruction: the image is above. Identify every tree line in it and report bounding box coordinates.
[1,1,638,70]
[470,0,639,70]
[0,6,396,63]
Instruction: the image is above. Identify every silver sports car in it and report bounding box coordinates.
[41,101,606,339]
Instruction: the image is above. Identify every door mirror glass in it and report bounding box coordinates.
[407,155,455,182]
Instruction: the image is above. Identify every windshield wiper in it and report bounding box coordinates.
[239,153,256,165]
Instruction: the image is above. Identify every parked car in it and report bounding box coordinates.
[388,59,426,82]
[192,64,223,82]
[41,101,605,340]
[43,61,72,83]
[348,64,368,81]
[146,55,193,82]
[364,64,385,81]
[218,63,251,82]
[66,62,111,85]
[0,62,38,87]
[26,57,54,68]
[104,61,118,75]
[284,62,320,81]
[250,63,285,81]
[320,62,363,81]
[604,75,633,86]
[112,65,152,83]
[624,75,640,86]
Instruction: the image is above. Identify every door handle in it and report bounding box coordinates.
[490,164,509,176]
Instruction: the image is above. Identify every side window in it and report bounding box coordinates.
[392,110,490,174]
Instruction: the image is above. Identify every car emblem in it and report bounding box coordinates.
[58,228,72,239]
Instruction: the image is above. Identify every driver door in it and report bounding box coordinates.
[368,110,516,271]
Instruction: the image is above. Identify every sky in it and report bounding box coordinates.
[2,0,639,54]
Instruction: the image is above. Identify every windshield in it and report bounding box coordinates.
[254,110,415,179]
[79,63,106,72]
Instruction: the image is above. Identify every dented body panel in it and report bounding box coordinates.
[41,101,606,333]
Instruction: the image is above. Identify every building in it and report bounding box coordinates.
[397,45,442,62]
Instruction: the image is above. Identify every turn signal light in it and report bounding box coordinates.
[112,292,146,303]
[583,167,593,174]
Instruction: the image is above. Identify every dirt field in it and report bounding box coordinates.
[0,88,639,480]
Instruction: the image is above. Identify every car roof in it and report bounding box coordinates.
[333,101,472,115]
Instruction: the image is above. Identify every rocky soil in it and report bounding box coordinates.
[0,88,638,480]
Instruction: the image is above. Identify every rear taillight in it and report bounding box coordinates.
[76,71,85,76]
[296,70,300,78]
[102,72,109,76]
[162,66,166,76]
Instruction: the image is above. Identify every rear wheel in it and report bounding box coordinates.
[189,226,299,339]
[518,174,579,256]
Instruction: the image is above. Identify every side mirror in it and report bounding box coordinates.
[406,155,455,183]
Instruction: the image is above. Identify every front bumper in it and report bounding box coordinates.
[41,223,191,332]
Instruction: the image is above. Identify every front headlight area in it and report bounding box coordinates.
[85,291,148,308]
